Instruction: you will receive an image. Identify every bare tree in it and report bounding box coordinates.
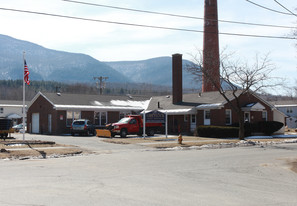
[187,50,285,139]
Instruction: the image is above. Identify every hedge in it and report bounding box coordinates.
[197,121,284,138]
[197,125,239,138]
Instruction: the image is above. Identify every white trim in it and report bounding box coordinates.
[225,109,232,125]
[144,108,196,115]
[53,104,144,111]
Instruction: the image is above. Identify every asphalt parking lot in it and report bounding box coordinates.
[1,133,297,206]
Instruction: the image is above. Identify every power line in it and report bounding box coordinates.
[246,0,295,16]
[62,0,295,29]
[0,7,296,40]
[273,0,297,18]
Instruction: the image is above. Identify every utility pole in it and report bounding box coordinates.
[93,76,108,95]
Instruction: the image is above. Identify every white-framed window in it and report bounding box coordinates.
[225,109,232,125]
[94,112,108,126]
[244,112,250,122]
[191,114,196,124]
[66,111,81,126]
[0,108,3,113]
[262,111,267,121]
[204,110,211,125]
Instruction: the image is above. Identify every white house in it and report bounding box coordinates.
[270,100,297,128]
[0,100,28,126]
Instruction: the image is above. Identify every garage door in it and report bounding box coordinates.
[32,113,40,133]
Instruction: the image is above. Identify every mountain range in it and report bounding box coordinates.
[0,34,199,88]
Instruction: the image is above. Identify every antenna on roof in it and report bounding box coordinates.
[93,76,108,95]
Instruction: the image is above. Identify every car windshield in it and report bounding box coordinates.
[117,117,131,124]
[73,121,85,125]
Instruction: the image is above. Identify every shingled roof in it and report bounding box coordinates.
[30,92,150,111]
[147,90,270,114]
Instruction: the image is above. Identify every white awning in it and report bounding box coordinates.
[53,104,144,111]
[196,103,224,109]
[143,108,196,115]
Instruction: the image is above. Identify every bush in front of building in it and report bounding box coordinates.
[198,121,284,138]
[197,125,239,138]
[256,121,284,135]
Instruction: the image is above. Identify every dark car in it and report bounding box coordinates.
[70,119,95,136]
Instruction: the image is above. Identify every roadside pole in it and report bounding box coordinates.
[165,111,168,138]
[22,52,26,141]
[143,110,146,139]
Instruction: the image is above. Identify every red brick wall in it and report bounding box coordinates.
[108,111,120,124]
[196,93,273,126]
[81,111,94,123]
[27,94,55,134]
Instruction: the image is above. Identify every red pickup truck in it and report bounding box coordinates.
[108,115,163,138]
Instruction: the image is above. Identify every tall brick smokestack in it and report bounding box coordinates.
[202,0,220,92]
[172,53,183,104]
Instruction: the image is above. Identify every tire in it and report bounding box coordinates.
[147,129,155,136]
[85,130,90,136]
[120,129,127,138]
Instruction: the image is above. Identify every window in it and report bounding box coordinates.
[244,112,250,122]
[191,114,196,124]
[130,119,136,124]
[67,111,81,126]
[205,111,210,120]
[225,109,232,125]
[184,115,188,122]
[262,111,267,121]
[101,112,107,126]
[94,112,107,126]
[286,107,293,113]
[0,108,3,113]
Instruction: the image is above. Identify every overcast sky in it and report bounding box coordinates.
[1,0,296,91]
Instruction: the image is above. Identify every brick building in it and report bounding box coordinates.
[27,92,149,135]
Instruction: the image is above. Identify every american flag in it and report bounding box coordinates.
[24,59,30,85]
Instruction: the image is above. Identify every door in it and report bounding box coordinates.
[129,118,139,133]
[32,113,40,133]
[204,110,211,125]
[48,114,52,134]
[244,112,250,122]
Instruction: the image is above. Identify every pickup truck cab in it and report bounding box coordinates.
[110,115,163,138]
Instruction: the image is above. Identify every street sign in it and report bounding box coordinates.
[145,110,166,123]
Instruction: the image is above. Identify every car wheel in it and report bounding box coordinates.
[120,129,127,138]
[147,129,155,136]
[85,130,90,136]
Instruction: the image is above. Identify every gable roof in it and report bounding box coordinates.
[147,90,275,114]
[29,92,150,111]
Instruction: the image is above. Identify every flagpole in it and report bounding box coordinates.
[22,51,26,141]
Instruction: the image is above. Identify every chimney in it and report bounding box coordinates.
[172,53,183,104]
[202,0,220,92]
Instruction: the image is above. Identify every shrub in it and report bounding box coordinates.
[197,125,239,138]
[199,121,284,138]
[256,121,284,135]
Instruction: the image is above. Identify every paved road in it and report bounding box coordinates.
[1,134,297,206]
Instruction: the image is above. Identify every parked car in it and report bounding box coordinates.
[12,123,26,132]
[70,119,95,136]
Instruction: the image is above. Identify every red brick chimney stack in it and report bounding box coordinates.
[172,53,183,104]
[202,0,220,92]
